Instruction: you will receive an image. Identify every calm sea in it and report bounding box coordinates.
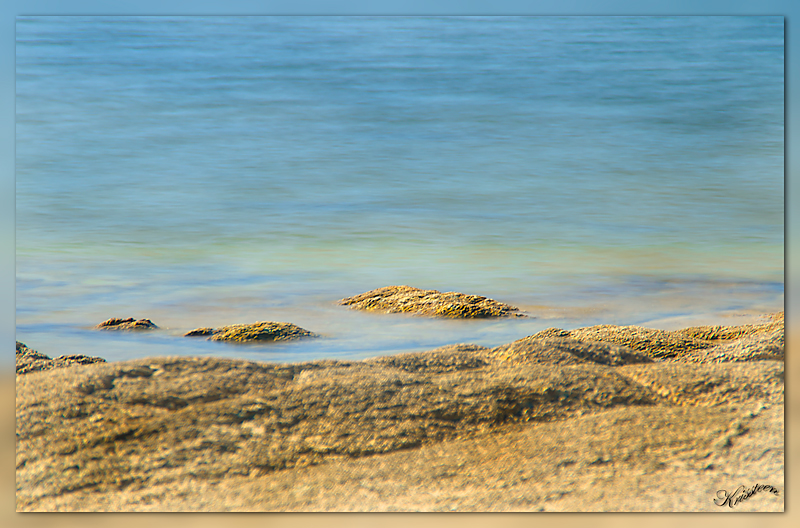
[15,16,784,364]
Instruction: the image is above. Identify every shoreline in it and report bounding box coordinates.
[15,312,784,511]
[11,302,785,370]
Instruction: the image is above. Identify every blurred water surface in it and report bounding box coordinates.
[16,16,784,363]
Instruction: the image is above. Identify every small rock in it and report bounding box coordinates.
[95,318,158,331]
[184,321,317,343]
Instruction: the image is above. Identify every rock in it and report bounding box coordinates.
[16,342,105,375]
[184,327,214,337]
[489,337,655,366]
[95,318,158,331]
[567,325,714,359]
[678,327,785,364]
[184,321,317,342]
[11,355,645,504]
[365,344,493,373]
[678,313,784,342]
[525,313,783,360]
[528,327,571,339]
[338,285,524,318]
[15,314,783,511]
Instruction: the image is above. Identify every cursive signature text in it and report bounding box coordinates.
[714,484,779,508]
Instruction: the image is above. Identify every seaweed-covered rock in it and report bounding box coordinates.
[16,342,105,375]
[95,318,158,331]
[184,321,317,343]
[338,285,523,318]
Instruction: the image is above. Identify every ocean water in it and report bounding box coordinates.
[15,16,784,364]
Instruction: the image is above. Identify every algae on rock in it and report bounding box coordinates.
[184,321,317,343]
[95,318,158,331]
[338,285,523,318]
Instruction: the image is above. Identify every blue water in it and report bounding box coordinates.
[15,16,784,364]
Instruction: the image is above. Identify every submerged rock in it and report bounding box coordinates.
[338,285,524,318]
[95,318,158,331]
[184,321,317,343]
[16,341,105,375]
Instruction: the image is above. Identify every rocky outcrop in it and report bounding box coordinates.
[679,312,784,341]
[678,327,785,364]
[338,285,523,318]
[16,313,784,511]
[95,318,158,331]
[15,313,784,511]
[16,342,105,375]
[488,337,655,366]
[184,321,317,343]
[528,313,783,359]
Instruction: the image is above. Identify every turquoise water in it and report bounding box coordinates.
[15,16,784,364]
